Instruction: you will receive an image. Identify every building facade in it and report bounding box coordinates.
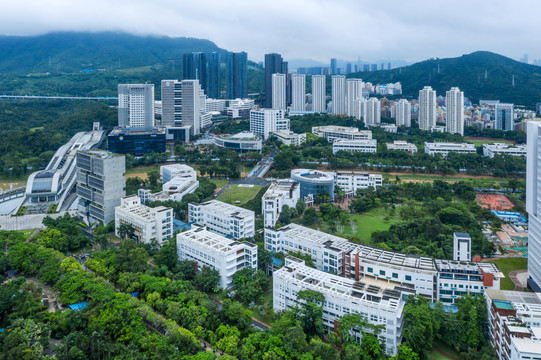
[250,108,289,139]
[394,99,412,127]
[177,225,258,288]
[483,143,527,158]
[346,78,364,117]
[334,171,383,195]
[526,121,541,291]
[183,52,208,93]
[115,195,173,245]
[332,139,377,154]
[419,86,437,131]
[76,150,126,225]
[226,52,248,99]
[208,52,220,99]
[274,257,405,355]
[446,87,464,135]
[272,73,287,110]
[271,131,306,147]
[265,223,502,303]
[386,140,418,154]
[213,132,263,153]
[161,80,182,127]
[485,290,541,360]
[189,200,255,240]
[312,75,326,113]
[424,142,476,157]
[291,74,306,111]
[265,53,284,108]
[453,232,471,261]
[331,75,346,115]
[118,84,155,128]
[290,169,335,202]
[495,103,514,131]
[262,180,300,227]
[312,126,372,142]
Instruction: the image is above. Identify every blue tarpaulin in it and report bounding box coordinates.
[272,257,284,266]
[69,302,87,311]
[173,219,192,232]
[131,292,139,297]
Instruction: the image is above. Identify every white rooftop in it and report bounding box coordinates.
[194,200,254,219]
[178,225,244,254]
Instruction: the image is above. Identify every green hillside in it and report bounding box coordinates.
[0,32,226,74]
[350,51,541,108]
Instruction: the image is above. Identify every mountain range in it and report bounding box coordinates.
[0,32,540,108]
[352,51,541,108]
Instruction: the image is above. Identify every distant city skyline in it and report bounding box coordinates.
[0,1,540,64]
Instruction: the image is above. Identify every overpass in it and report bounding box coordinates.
[0,95,117,101]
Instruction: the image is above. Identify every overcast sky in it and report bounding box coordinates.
[1,0,540,64]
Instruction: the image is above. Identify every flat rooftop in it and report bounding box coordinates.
[178,225,243,254]
[193,200,254,219]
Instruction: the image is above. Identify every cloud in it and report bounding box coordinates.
[0,0,540,63]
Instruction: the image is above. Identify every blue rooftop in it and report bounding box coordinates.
[272,257,284,266]
[173,219,192,232]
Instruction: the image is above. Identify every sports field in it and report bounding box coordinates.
[217,184,261,205]
[475,193,514,210]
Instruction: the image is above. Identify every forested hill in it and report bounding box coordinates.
[352,51,541,108]
[0,32,226,74]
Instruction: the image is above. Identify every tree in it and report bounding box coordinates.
[295,290,325,338]
[231,268,270,303]
[118,223,135,240]
[295,198,306,215]
[402,295,435,358]
[154,238,178,270]
[394,344,420,360]
[360,333,385,360]
[194,266,220,292]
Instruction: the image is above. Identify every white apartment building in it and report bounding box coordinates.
[394,99,412,127]
[453,232,471,262]
[138,164,199,203]
[386,141,418,154]
[115,195,173,245]
[485,290,541,360]
[419,86,437,131]
[205,99,227,112]
[312,125,372,142]
[262,180,300,227]
[272,73,287,110]
[181,80,205,136]
[291,74,306,112]
[445,87,464,135]
[226,98,255,119]
[354,97,381,125]
[334,171,383,196]
[331,75,346,115]
[483,143,527,158]
[274,257,405,355]
[177,225,258,289]
[380,124,397,133]
[213,132,263,153]
[250,108,289,139]
[312,75,326,113]
[189,200,255,240]
[265,224,502,303]
[271,130,306,146]
[118,84,155,128]
[76,150,126,225]
[346,78,364,117]
[161,80,182,127]
[495,103,515,131]
[424,142,476,157]
[526,121,541,292]
[332,139,377,154]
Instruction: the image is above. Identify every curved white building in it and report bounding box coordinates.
[291,169,335,202]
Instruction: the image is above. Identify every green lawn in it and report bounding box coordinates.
[125,165,162,175]
[209,179,229,189]
[339,207,400,244]
[383,173,514,183]
[217,184,261,205]
[431,340,460,360]
[488,257,528,290]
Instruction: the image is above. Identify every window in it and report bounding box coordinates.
[380,270,385,276]
[367,267,373,273]
[392,273,398,279]
[405,275,412,281]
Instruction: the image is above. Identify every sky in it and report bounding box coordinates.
[1,0,540,64]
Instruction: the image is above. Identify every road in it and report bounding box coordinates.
[0,94,117,101]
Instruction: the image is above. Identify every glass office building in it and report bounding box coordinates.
[290,169,335,202]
